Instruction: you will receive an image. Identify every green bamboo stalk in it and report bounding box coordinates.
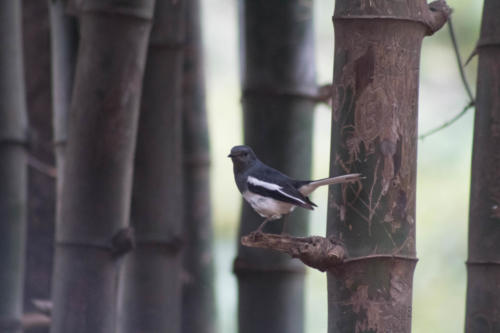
[181,0,215,331]
[465,1,500,331]
[326,1,449,331]
[235,1,316,332]
[0,0,28,332]
[49,1,156,332]
[116,1,185,332]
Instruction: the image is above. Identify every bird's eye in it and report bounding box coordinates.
[243,152,248,156]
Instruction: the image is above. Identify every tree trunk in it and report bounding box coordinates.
[22,1,55,329]
[116,1,185,332]
[50,1,156,332]
[235,1,316,333]
[326,1,449,331]
[465,1,500,331]
[50,0,78,203]
[181,0,215,332]
[0,0,28,332]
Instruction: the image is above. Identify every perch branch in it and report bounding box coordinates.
[419,101,474,139]
[241,232,346,272]
[419,14,476,140]
[447,17,474,102]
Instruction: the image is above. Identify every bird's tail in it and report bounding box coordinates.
[297,173,362,196]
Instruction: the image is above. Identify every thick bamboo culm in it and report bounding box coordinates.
[465,0,500,331]
[49,0,78,202]
[116,1,186,333]
[22,0,56,327]
[0,1,28,332]
[326,1,449,331]
[235,1,316,333]
[49,1,156,332]
[181,0,216,331]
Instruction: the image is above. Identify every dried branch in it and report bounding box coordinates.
[241,233,346,272]
[27,154,57,178]
[464,48,478,67]
[419,16,476,140]
[419,101,474,140]
[448,17,474,102]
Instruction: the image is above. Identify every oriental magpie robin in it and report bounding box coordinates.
[228,145,361,233]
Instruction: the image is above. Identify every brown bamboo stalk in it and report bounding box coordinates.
[326,0,449,331]
[465,0,500,331]
[181,0,215,331]
[49,1,156,332]
[0,0,28,332]
[116,1,186,332]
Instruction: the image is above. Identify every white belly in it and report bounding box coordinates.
[242,191,296,220]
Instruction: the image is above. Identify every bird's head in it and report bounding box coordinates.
[228,145,257,172]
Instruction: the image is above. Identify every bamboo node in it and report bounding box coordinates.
[0,137,27,147]
[56,227,136,256]
[111,227,136,256]
[466,260,500,267]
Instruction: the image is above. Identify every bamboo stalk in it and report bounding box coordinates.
[21,2,55,328]
[181,0,215,331]
[116,1,186,332]
[465,1,500,331]
[235,1,316,332]
[0,0,28,332]
[326,1,449,331]
[49,0,78,199]
[47,9,78,324]
[49,1,156,332]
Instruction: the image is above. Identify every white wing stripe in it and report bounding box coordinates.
[277,189,307,205]
[247,176,281,191]
[247,176,307,205]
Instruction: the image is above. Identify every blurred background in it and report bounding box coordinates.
[200,0,483,332]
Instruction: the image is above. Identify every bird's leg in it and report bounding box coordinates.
[248,218,270,241]
[255,218,270,234]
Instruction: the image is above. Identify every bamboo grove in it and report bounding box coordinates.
[0,0,496,332]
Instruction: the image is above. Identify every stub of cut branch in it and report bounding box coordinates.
[241,233,346,272]
[425,0,452,35]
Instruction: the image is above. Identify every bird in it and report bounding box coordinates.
[228,145,361,233]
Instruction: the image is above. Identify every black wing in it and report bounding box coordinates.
[246,174,316,209]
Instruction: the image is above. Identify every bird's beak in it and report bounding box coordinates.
[227,154,234,158]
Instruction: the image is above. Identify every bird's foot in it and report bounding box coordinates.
[248,230,264,242]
